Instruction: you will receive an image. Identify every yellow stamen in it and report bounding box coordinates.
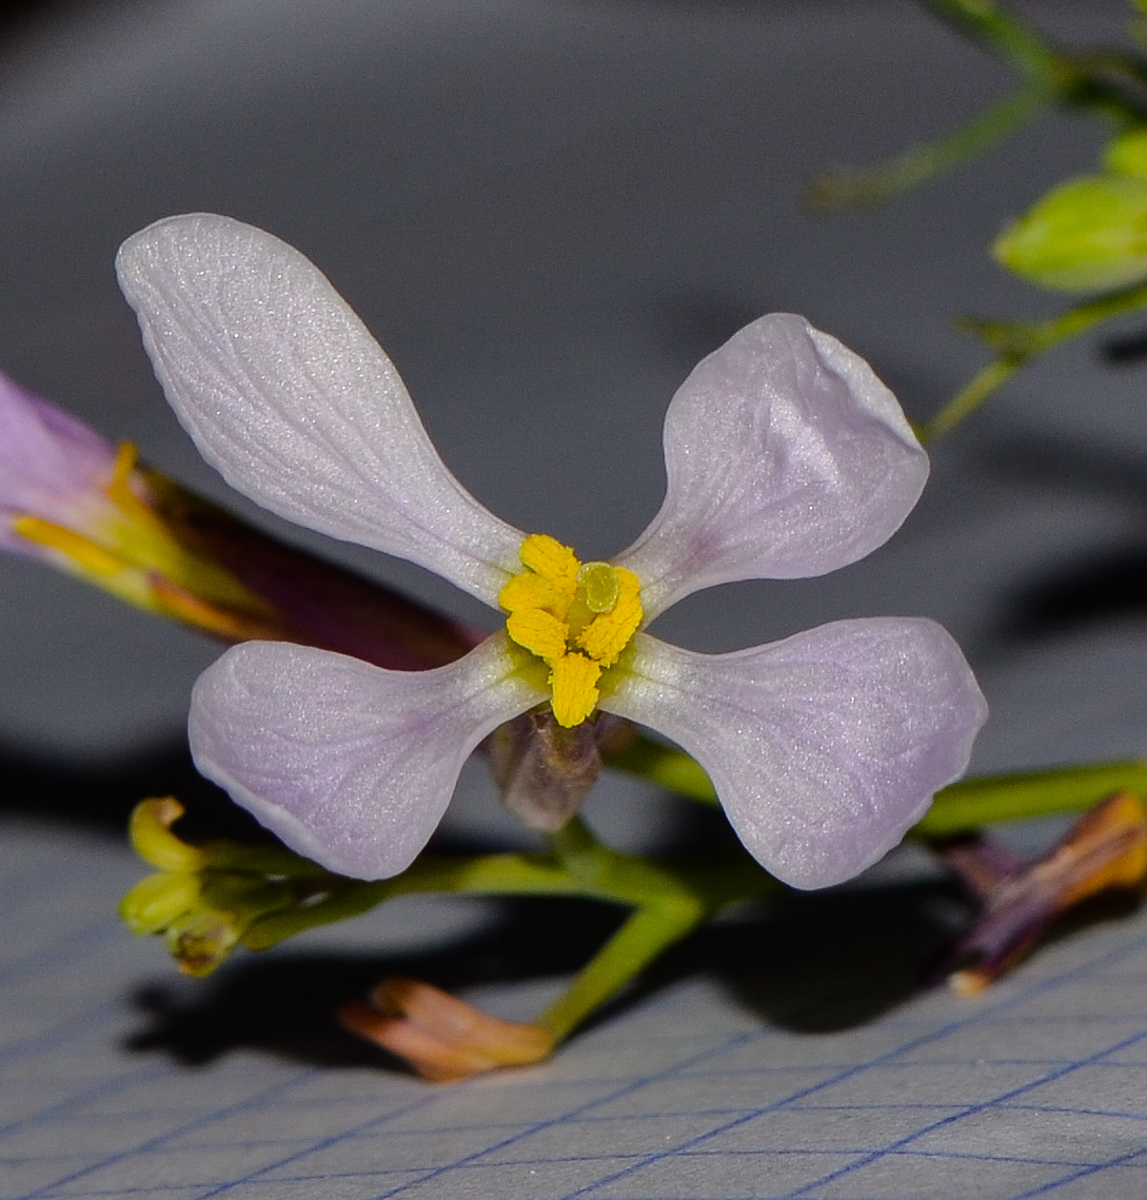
[498,570,564,615]
[12,515,126,577]
[505,607,570,662]
[550,653,602,728]
[128,797,205,871]
[519,533,579,592]
[501,534,644,727]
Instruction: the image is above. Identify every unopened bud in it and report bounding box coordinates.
[993,175,1147,293]
[119,870,200,935]
[128,797,205,871]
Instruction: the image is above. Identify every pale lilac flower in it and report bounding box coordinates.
[116,213,987,890]
[0,371,121,558]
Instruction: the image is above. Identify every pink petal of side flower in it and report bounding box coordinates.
[188,634,543,879]
[617,315,928,617]
[602,619,987,889]
[116,214,524,608]
[0,371,118,552]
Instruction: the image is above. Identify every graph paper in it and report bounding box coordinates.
[3,1,1147,1197]
[5,813,1147,1200]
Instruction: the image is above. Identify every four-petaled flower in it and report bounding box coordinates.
[116,214,987,890]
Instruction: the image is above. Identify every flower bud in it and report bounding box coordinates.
[994,175,1147,292]
[1104,127,1147,180]
[128,797,205,871]
[119,870,200,935]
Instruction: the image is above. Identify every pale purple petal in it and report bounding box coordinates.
[117,214,524,607]
[189,633,543,879]
[0,372,118,553]
[616,315,928,617]
[601,619,987,889]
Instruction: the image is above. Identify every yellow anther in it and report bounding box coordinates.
[505,608,570,662]
[549,653,602,728]
[577,568,642,666]
[105,441,163,532]
[498,571,563,615]
[519,534,579,594]
[12,515,125,576]
[503,535,644,726]
[577,561,620,613]
[108,440,139,495]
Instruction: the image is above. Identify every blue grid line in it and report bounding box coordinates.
[0,1062,170,1142]
[1007,1100,1147,1122]
[191,1025,769,1199]
[234,919,1147,1200]
[6,1042,483,1200]
[664,1146,1104,1166]
[8,827,1147,1200]
[550,920,1147,1200]
[0,915,127,990]
[9,1070,327,1200]
[1005,1143,1147,1199]
[772,1025,1147,1198]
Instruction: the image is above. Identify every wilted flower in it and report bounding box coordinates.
[340,978,554,1082]
[116,213,986,890]
[937,791,1147,995]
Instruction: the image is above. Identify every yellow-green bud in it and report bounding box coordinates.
[119,870,200,935]
[1105,129,1147,180]
[165,909,242,977]
[993,175,1147,293]
[128,797,206,871]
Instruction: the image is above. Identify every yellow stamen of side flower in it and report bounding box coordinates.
[12,442,276,633]
[500,534,643,727]
[11,515,125,577]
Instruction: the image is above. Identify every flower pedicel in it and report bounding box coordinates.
[116,213,987,892]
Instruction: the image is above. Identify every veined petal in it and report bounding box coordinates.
[617,315,928,617]
[116,214,524,607]
[601,619,986,889]
[188,632,543,879]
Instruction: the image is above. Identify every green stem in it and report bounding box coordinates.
[918,0,1063,88]
[919,278,1147,441]
[536,816,775,1041]
[918,759,1147,835]
[601,734,1147,843]
[242,851,584,949]
[917,357,1019,443]
[535,900,708,1041]
[808,86,1048,211]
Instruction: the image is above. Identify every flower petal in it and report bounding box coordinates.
[116,214,524,606]
[0,371,118,552]
[188,632,543,879]
[601,619,987,889]
[616,315,928,617]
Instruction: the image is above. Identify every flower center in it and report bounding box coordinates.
[499,533,643,727]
